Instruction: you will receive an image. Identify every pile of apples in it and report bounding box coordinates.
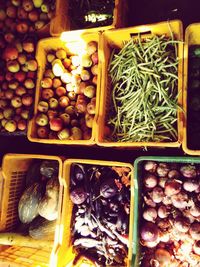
[0,0,55,34]
[0,36,37,132]
[34,41,98,140]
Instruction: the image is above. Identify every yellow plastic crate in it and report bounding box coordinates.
[182,23,200,155]
[96,20,184,148]
[0,154,63,267]
[27,31,101,145]
[50,0,127,36]
[51,159,134,267]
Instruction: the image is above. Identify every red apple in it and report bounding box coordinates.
[41,77,53,88]
[16,21,29,33]
[0,9,6,21]
[59,96,70,108]
[37,126,49,138]
[14,71,26,82]
[52,77,62,88]
[49,117,63,131]
[42,88,54,100]
[4,32,15,43]
[18,53,27,65]
[28,9,39,22]
[5,72,14,81]
[26,59,38,71]
[15,86,26,96]
[5,89,14,100]
[22,40,34,53]
[3,46,18,61]
[7,60,20,73]
[22,0,34,12]
[17,7,28,19]
[55,86,66,97]
[17,119,27,130]
[6,6,17,18]
[22,94,33,106]
[47,110,58,120]
[27,71,35,79]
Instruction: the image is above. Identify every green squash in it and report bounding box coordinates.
[29,216,56,240]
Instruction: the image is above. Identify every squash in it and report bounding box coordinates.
[29,216,56,240]
[18,182,45,224]
[40,160,59,178]
[26,160,42,187]
[38,178,59,221]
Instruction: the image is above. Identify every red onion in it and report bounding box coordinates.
[164,179,182,196]
[162,196,172,205]
[140,222,159,242]
[144,174,158,189]
[180,165,197,179]
[143,207,157,222]
[157,163,170,177]
[158,205,168,219]
[171,191,188,209]
[144,161,158,173]
[154,248,171,264]
[168,169,180,179]
[157,218,172,230]
[174,216,190,233]
[144,195,156,208]
[150,259,160,267]
[189,222,200,240]
[158,177,168,188]
[140,239,159,248]
[190,205,200,217]
[151,186,164,203]
[183,180,199,192]
[193,240,200,255]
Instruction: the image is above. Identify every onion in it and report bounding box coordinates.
[151,186,164,203]
[158,177,168,188]
[144,161,158,173]
[140,239,159,248]
[150,259,160,267]
[158,205,168,219]
[180,165,197,179]
[144,195,156,208]
[189,222,200,240]
[162,196,172,205]
[168,169,180,179]
[140,222,159,242]
[144,174,158,189]
[171,191,188,209]
[164,179,182,196]
[193,240,200,255]
[143,207,157,222]
[190,205,200,217]
[157,218,172,230]
[157,163,170,177]
[183,180,199,192]
[154,248,171,264]
[174,216,190,233]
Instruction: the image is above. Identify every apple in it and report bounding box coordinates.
[59,96,70,108]
[91,52,98,65]
[56,48,66,60]
[83,129,91,140]
[0,91,5,99]
[65,105,76,116]
[37,101,48,113]
[11,0,21,6]
[83,85,96,98]
[44,69,54,79]
[91,64,98,76]
[86,41,97,55]
[62,58,71,68]
[15,107,22,115]
[18,53,27,64]
[7,60,20,73]
[5,72,14,81]
[39,12,48,21]
[21,64,29,72]
[16,86,26,96]
[3,47,18,61]
[2,82,8,90]
[85,113,94,128]
[17,7,28,19]
[47,110,57,120]
[22,40,34,53]
[11,96,22,108]
[14,71,26,82]
[59,113,70,125]
[17,119,27,130]
[6,6,17,18]
[41,3,50,13]
[49,131,58,139]
[0,111,3,120]
[4,120,17,132]
[47,53,55,63]
[80,69,90,81]
[61,72,72,84]
[16,21,29,33]
[24,78,35,89]
[81,54,92,68]
[49,117,63,131]
[52,78,62,88]
[5,89,14,99]
[42,88,54,100]
[34,20,45,30]
[22,0,34,12]
[3,107,15,119]
[22,94,33,106]
[55,86,66,97]
[35,113,48,126]
[41,77,53,88]
[8,80,19,90]
[0,9,6,21]
[92,75,97,85]
[1,119,8,128]
[49,97,58,109]
[32,0,43,8]
[28,9,39,22]
[71,127,82,140]
[57,128,70,140]
[68,91,76,101]
[37,126,49,138]
[26,59,38,71]
[87,102,95,114]
[75,100,87,113]
[5,17,14,28]
[71,119,79,127]
[5,32,15,43]
[20,109,29,119]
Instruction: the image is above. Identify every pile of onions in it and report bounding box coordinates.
[140,161,200,266]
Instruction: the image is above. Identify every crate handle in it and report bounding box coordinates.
[130,31,152,38]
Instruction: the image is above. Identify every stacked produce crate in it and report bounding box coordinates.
[0,0,200,267]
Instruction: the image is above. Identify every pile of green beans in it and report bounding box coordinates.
[107,34,180,142]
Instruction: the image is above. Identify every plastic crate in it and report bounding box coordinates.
[50,0,127,36]
[51,159,135,267]
[0,154,63,267]
[133,156,200,267]
[182,23,200,155]
[96,20,184,148]
[27,31,101,145]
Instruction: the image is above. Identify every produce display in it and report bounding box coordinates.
[69,163,131,266]
[139,160,200,266]
[34,41,98,140]
[187,45,200,149]
[69,0,115,30]
[18,159,59,240]
[0,0,55,134]
[107,34,180,143]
